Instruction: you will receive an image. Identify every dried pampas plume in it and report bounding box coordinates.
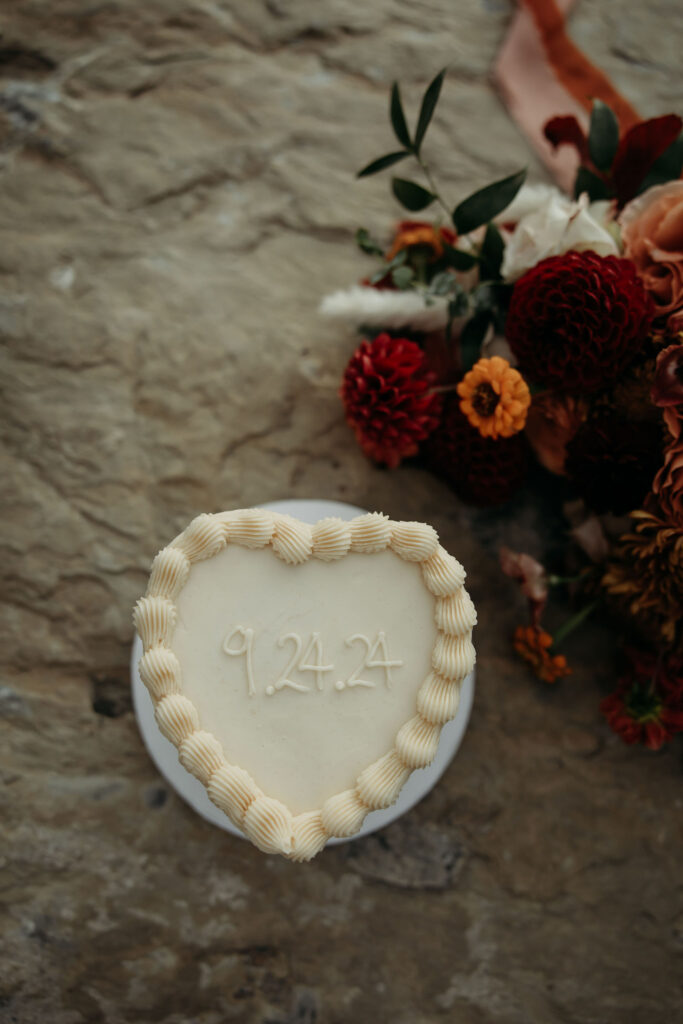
[319,286,450,332]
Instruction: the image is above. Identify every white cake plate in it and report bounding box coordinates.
[131,499,475,847]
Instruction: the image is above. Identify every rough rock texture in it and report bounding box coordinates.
[1,2,682,1022]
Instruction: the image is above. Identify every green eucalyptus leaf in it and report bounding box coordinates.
[390,82,412,149]
[391,265,415,289]
[479,223,505,280]
[452,168,527,235]
[638,133,683,193]
[473,281,498,313]
[414,68,446,154]
[443,245,478,271]
[460,311,491,372]
[355,228,384,256]
[391,177,436,212]
[369,266,391,284]
[588,100,620,172]
[573,165,611,201]
[368,247,407,284]
[387,248,408,269]
[430,270,456,296]
[357,150,410,178]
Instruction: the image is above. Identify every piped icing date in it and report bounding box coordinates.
[223,627,404,697]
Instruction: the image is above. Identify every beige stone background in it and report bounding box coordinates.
[1,1,682,1021]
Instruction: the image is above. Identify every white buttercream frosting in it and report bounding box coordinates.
[172,513,226,562]
[208,764,259,824]
[154,693,199,746]
[417,672,461,724]
[290,811,328,862]
[134,596,176,648]
[320,789,368,837]
[349,512,392,552]
[179,731,224,785]
[243,796,294,856]
[271,514,313,564]
[148,547,191,599]
[357,751,411,809]
[432,634,476,680]
[139,647,182,700]
[396,715,441,768]
[311,517,352,561]
[217,508,275,548]
[134,508,476,860]
[390,521,439,562]
[422,547,467,597]
[436,590,477,636]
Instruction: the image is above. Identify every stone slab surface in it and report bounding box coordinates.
[1,2,682,1022]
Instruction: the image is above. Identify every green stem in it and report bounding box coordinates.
[548,571,592,586]
[552,599,601,649]
[415,153,451,222]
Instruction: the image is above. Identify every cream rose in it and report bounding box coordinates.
[500,188,620,282]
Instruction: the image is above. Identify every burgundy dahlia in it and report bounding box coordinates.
[426,401,528,506]
[341,333,441,468]
[565,415,664,515]
[506,251,654,392]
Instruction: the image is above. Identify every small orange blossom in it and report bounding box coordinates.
[513,625,571,684]
[457,356,531,439]
[386,220,456,262]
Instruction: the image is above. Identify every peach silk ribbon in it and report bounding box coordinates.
[494,0,640,192]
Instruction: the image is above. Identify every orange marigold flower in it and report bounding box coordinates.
[386,220,456,262]
[457,356,531,439]
[513,625,571,684]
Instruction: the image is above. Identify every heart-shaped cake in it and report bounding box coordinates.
[133,509,476,860]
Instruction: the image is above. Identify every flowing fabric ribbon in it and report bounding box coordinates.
[495,0,640,192]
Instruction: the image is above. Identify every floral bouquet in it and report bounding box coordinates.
[321,70,683,752]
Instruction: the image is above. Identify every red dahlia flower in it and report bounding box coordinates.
[341,333,442,468]
[426,401,528,506]
[506,251,654,392]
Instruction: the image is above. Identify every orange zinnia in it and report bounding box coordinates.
[386,220,456,262]
[457,356,531,439]
[513,625,571,684]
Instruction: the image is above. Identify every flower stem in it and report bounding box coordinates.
[548,571,592,586]
[415,153,452,222]
[552,599,600,649]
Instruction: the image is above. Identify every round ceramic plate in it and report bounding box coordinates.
[131,498,475,846]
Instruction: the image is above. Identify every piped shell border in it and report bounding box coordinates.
[133,509,476,861]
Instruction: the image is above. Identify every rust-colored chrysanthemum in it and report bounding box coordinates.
[457,356,531,440]
[513,625,571,684]
[386,220,457,262]
[600,686,683,750]
[600,646,683,751]
[602,499,683,645]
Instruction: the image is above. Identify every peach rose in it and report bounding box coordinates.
[620,181,683,320]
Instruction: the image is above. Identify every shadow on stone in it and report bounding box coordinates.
[90,672,132,718]
[264,988,318,1024]
[343,817,466,890]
